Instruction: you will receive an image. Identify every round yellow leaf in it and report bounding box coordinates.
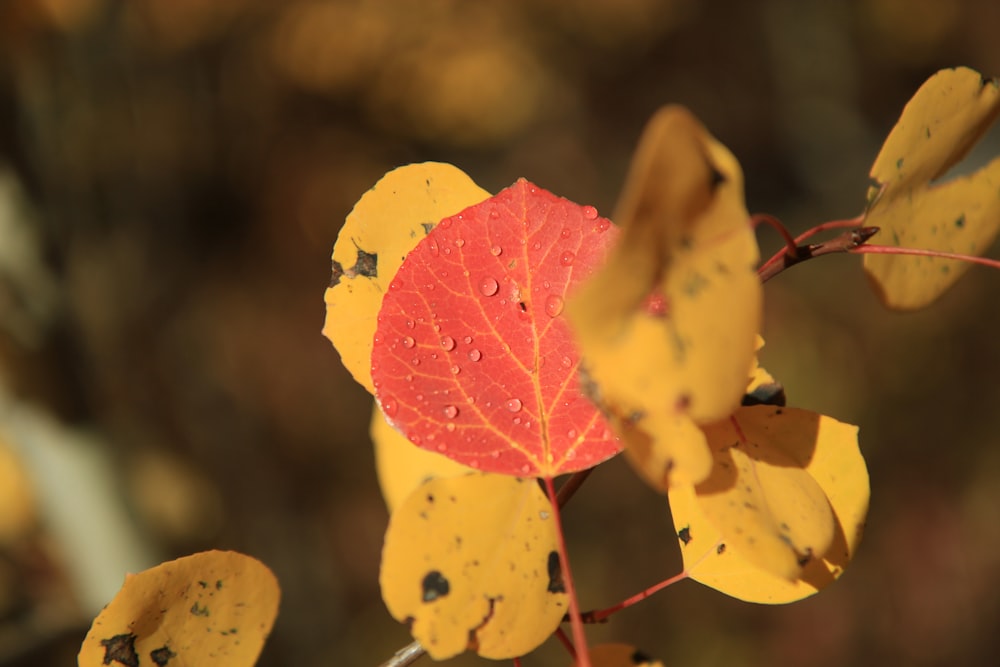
[380,473,566,660]
[323,162,490,392]
[670,407,868,603]
[863,67,1000,310]
[370,401,474,512]
[78,550,280,667]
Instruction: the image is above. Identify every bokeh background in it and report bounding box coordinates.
[1,0,999,665]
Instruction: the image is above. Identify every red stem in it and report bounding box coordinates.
[544,475,590,667]
[577,570,689,623]
[850,244,1000,271]
[751,213,798,255]
[554,627,577,660]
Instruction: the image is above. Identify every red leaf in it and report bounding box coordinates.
[371,179,621,476]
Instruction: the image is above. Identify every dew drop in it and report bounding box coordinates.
[469,459,480,468]
[560,227,571,239]
[402,336,415,349]
[560,355,573,368]
[506,398,522,412]
[389,278,403,290]
[490,450,500,459]
[445,422,456,432]
[436,442,447,452]
[411,434,422,445]
[411,357,421,366]
[440,335,455,351]
[560,251,575,266]
[544,294,565,317]
[467,396,476,405]
[455,238,465,248]
[596,219,610,232]
[450,365,461,375]
[490,244,502,256]
[428,240,440,256]
[373,333,383,345]
[532,241,542,250]
[520,464,532,475]
[582,205,598,220]
[463,336,473,344]
[430,353,438,360]
[567,429,578,440]
[513,417,521,425]
[405,374,413,382]
[406,319,415,329]
[443,405,459,419]
[479,277,499,296]
[381,397,398,418]
[438,217,452,229]
[415,393,425,402]
[443,247,452,255]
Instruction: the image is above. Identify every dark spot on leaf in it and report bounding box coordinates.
[925,126,932,138]
[955,214,966,229]
[421,222,434,234]
[216,580,223,590]
[708,164,726,190]
[190,602,210,617]
[518,301,527,312]
[198,580,208,589]
[896,157,904,170]
[421,570,450,602]
[426,493,435,503]
[631,649,654,664]
[717,543,726,555]
[329,259,344,287]
[546,551,566,594]
[678,526,692,545]
[797,548,814,567]
[741,382,786,407]
[100,634,139,667]
[150,645,177,666]
[354,248,378,278]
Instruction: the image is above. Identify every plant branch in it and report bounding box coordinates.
[544,475,591,667]
[758,226,880,283]
[849,244,1000,271]
[573,570,690,624]
[556,467,595,509]
[751,213,799,255]
[379,640,425,667]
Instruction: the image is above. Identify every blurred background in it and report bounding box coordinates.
[0,0,999,665]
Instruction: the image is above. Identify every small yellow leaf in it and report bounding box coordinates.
[370,402,474,512]
[670,407,868,602]
[693,407,835,580]
[575,643,665,667]
[323,162,490,392]
[569,106,761,429]
[380,473,566,660]
[863,67,1000,310]
[78,550,280,667]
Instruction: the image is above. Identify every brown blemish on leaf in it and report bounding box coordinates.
[353,248,378,278]
[100,634,139,667]
[150,645,177,666]
[329,259,344,288]
[546,551,565,594]
[190,602,210,617]
[678,526,692,545]
[421,570,450,602]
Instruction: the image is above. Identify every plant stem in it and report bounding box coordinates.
[379,640,425,667]
[544,475,591,667]
[575,570,690,624]
[758,226,880,283]
[554,627,577,660]
[850,244,1000,271]
[556,467,595,509]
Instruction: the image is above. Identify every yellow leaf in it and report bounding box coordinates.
[863,67,1000,310]
[78,550,280,667]
[569,106,760,429]
[380,473,566,660]
[669,407,868,602]
[575,643,665,667]
[370,402,474,512]
[323,162,490,392]
[744,335,786,407]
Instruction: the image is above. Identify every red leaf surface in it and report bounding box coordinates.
[371,179,621,476]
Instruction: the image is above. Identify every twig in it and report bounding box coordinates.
[758,226,880,283]
[556,467,595,509]
[379,640,425,667]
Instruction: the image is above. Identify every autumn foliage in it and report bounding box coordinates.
[77,67,1000,666]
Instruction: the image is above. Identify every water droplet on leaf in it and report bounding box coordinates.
[402,336,415,349]
[381,397,398,418]
[506,398,523,412]
[544,295,565,317]
[490,245,502,256]
[559,251,575,266]
[440,335,455,351]
[582,205,598,220]
[468,348,482,362]
[479,277,499,296]
[443,405,459,419]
